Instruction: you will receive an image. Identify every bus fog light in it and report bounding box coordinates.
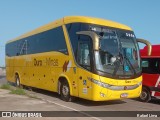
[100,92,106,97]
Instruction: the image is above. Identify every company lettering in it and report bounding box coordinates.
[33,58,58,67]
[46,58,58,66]
[34,59,42,66]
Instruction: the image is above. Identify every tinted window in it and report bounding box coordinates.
[142,58,160,74]
[66,23,88,57]
[77,35,92,71]
[6,26,68,56]
[6,41,17,56]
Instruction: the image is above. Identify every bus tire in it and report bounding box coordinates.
[60,80,73,102]
[15,74,23,88]
[139,87,151,102]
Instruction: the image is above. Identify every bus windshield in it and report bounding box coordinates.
[66,23,141,79]
[95,29,141,78]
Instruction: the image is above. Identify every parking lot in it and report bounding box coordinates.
[0,75,160,120]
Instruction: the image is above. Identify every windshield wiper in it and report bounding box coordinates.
[123,56,136,75]
[112,52,136,77]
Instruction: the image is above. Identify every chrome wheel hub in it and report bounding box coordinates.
[16,78,20,86]
[140,91,147,100]
[62,85,69,96]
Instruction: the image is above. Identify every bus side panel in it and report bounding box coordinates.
[23,52,71,93]
[155,92,160,96]
[6,57,15,82]
[13,56,27,85]
[142,73,159,87]
[75,67,93,100]
[25,53,56,91]
[142,74,160,97]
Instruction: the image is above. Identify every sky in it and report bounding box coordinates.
[0,0,160,67]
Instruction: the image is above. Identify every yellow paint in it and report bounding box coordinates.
[5,16,141,101]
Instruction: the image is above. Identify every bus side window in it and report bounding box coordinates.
[142,60,149,73]
[158,59,160,73]
[77,35,92,71]
[78,42,91,70]
[150,60,159,74]
[142,59,160,74]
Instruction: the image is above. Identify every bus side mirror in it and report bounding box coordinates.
[137,38,152,56]
[76,31,100,51]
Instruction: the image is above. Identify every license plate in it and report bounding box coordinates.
[120,93,128,98]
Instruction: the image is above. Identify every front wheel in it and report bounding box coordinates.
[139,87,151,102]
[60,81,74,102]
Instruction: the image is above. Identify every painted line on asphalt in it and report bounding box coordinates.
[41,98,102,120]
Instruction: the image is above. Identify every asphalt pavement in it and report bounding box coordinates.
[0,75,160,120]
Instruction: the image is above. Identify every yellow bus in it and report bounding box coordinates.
[5,16,151,101]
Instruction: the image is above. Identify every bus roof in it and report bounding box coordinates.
[140,45,160,58]
[7,16,132,44]
[63,16,132,30]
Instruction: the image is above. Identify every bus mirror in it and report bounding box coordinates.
[137,38,152,56]
[76,31,100,50]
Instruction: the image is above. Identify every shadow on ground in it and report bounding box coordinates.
[2,80,129,106]
[23,86,127,106]
[132,98,160,105]
[0,75,6,79]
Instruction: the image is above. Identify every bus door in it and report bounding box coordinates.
[76,35,93,99]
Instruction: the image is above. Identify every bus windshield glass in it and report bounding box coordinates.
[94,28,141,78]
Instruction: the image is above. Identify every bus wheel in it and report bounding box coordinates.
[140,87,151,102]
[60,80,73,102]
[15,74,22,88]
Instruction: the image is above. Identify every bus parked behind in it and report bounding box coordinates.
[140,44,160,102]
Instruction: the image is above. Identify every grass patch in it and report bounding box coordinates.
[10,88,26,95]
[0,83,40,99]
[0,83,11,90]
[0,83,26,95]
